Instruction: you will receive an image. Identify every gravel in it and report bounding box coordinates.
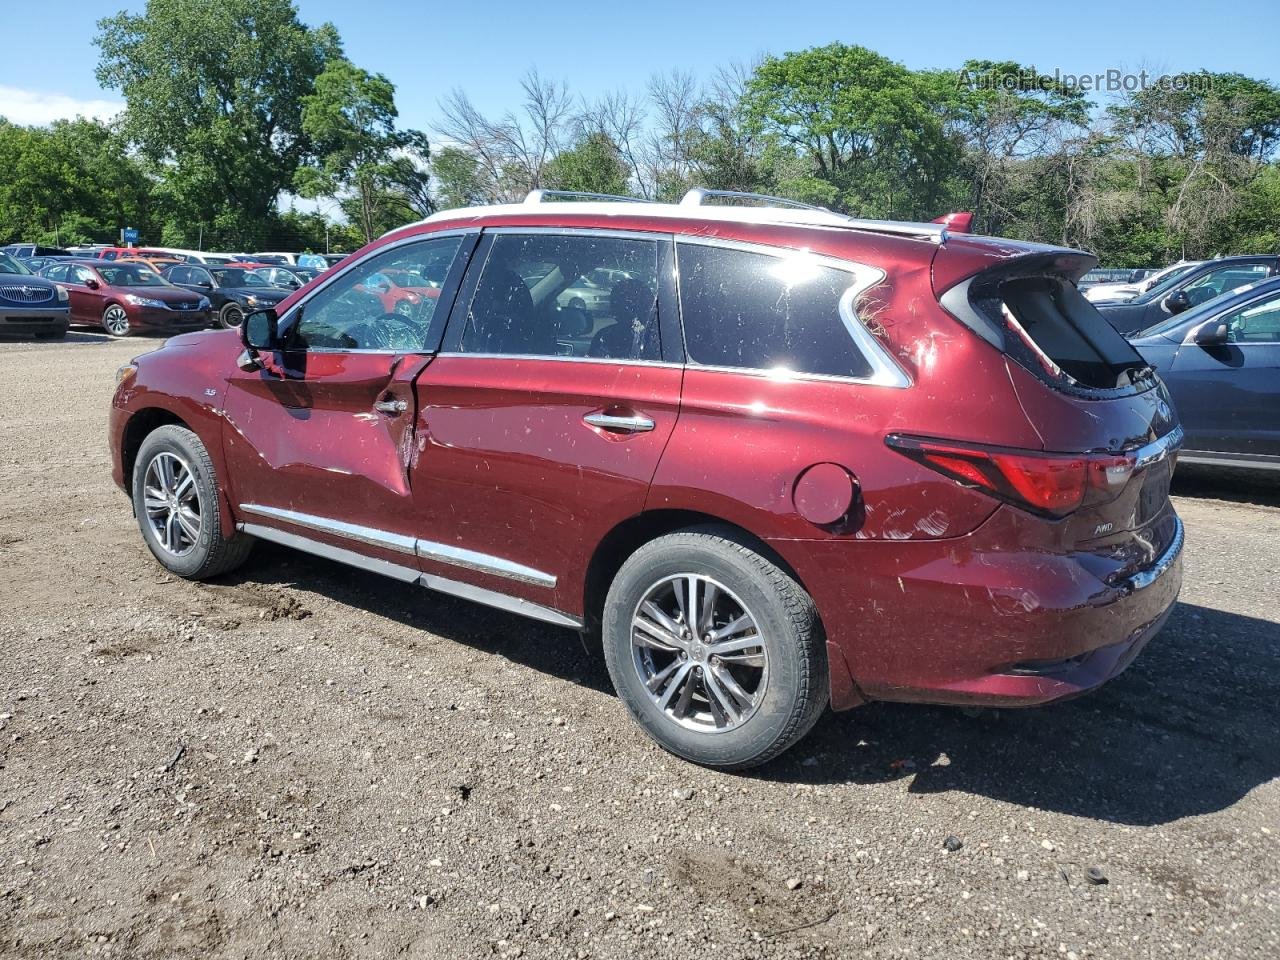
[1,333,1277,958]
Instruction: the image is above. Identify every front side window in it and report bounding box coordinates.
[677,242,875,379]
[461,233,661,360]
[1181,264,1271,307]
[291,235,465,352]
[1225,293,1280,344]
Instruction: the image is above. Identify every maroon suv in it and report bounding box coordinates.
[109,190,1184,768]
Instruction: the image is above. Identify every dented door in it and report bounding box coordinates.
[222,351,432,564]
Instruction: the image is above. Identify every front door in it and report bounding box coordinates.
[412,230,683,618]
[1168,290,1280,457]
[221,232,475,569]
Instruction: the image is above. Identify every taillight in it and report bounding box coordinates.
[885,434,1135,518]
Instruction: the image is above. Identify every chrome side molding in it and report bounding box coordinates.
[240,503,557,588]
[239,522,582,630]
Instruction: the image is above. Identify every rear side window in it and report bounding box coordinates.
[461,233,661,361]
[973,275,1145,390]
[677,243,874,379]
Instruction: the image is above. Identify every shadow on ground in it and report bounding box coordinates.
[224,543,1279,828]
[1172,462,1280,508]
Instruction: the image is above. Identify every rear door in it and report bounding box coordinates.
[410,229,682,619]
[221,232,475,570]
[1167,288,1280,458]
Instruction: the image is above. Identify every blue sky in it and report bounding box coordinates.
[1,0,1276,131]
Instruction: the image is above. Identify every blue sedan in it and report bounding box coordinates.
[1129,276,1280,471]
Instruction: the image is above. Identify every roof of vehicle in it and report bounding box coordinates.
[407,189,957,245]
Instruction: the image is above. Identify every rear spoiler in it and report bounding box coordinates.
[931,212,973,234]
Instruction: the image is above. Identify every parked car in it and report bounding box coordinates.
[140,247,236,266]
[20,254,74,273]
[1094,255,1280,334]
[297,253,330,271]
[1084,261,1203,303]
[162,264,291,328]
[111,189,1184,769]
[0,251,69,339]
[40,259,211,337]
[240,265,320,290]
[1128,277,1280,470]
[322,253,348,267]
[249,251,298,265]
[1077,267,1132,289]
[1,243,70,259]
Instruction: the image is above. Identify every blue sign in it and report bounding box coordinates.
[122,227,139,244]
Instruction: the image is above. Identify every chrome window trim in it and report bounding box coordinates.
[239,503,556,588]
[673,236,911,389]
[239,522,581,629]
[434,351,682,370]
[483,225,673,242]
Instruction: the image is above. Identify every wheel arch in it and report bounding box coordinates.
[582,508,864,711]
[582,509,812,633]
[120,407,237,536]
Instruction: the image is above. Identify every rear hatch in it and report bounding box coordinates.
[931,241,1182,579]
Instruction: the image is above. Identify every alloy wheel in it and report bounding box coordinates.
[630,574,769,733]
[103,305,130,337]
[141,452,202,557]
[220,304,244,329]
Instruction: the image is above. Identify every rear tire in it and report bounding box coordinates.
[601,526,828,769]
[131,425,254,579]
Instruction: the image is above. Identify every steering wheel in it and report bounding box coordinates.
[344,312,425,351]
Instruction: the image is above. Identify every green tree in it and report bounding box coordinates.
[0,118,153,244]
[430,146,488,210]
[742,44,957,218]
[543,133,632,196]
[297,59,433,243]
[95,0,341,248]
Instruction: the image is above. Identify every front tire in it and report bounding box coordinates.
[601,527,828,769]
[219,303,244,329]
[131,425,254,579]
[102,304,131,337]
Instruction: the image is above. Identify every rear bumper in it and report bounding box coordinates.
[772,508,1184,711]
[0,304,69,336]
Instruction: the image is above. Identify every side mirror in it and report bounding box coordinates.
[85,278,100,290]
[1165,290,1191,314]
[238,308,278,370]
[1194,321,1229,346]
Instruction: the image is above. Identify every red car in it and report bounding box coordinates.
[41,259,212,336]
[109,189,1184,768]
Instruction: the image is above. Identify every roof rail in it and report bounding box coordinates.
[680,188,831,213]
[524,189,651,205]
[679,188,949,243]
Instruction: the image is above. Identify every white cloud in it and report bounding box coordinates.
[0,85,123,126]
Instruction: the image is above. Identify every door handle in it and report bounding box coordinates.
[374,398,408,415]
[583,411,656,433]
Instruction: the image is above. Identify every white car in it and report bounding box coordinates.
[1084,261,1202,303]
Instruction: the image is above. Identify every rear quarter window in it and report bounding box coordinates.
[676,243,876,380]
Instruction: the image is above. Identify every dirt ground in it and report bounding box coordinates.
[1,332,1277,960]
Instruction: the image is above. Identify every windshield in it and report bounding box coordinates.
[0,252,33,275]
[97,263,169,286]
[210,268,267,287]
